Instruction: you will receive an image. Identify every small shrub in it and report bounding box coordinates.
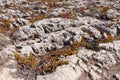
[14,51,68,75]
[14,52,37,69]
[15,33,115,76]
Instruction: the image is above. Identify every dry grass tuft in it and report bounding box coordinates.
[14,53,37,70]
[14,51,69,75]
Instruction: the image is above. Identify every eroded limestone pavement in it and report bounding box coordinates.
[0,0,120,80]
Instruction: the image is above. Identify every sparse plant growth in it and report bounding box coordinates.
[14,35,103,76]
[82,28,94,37]
[30,14,47,23]
[105,32,115,42]
[14,37,88,76]
[14,51,69,75]
[58,11,76,19]
[0,0,119,80]
[100,6,111,14]
[96,32,115,43]
[41,0,67,2]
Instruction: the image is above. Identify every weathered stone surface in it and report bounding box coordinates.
[0,0,120,80]
[113,74,120,80]
[0,33,12,51]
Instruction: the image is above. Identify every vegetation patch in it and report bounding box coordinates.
[14,31,116,78]
[96,32,115,43]
[14,52,69,75]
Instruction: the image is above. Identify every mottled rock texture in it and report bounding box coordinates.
[0,0,119,80]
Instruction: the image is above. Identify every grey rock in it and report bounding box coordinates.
[0,33,12,50]
[31,43,46,54]
[13,24,45,41]
[106,9,120,20]
[51,8,66,17]
[17,46,34,56]
[89,69,101,80]
[113,74,120,80]
[93,50,116,68]
[37,63,82,80]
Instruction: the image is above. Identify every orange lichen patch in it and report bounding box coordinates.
[97,38,106,43]
[100,45,106,49]
[0,19,19,35]
[0,20,12,33]
[89,31,94,36]
[59,11,76,19]
[79,7,86,11]
[100,6,111,13]
[1,20,12,30]
[0,11,6,14]
[103,6,110,11]
[106,32,115,42]
[116,22,120,25]
[0,27,5,33]
[30,14,47,23]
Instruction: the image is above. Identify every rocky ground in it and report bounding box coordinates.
[0,0,120,80]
